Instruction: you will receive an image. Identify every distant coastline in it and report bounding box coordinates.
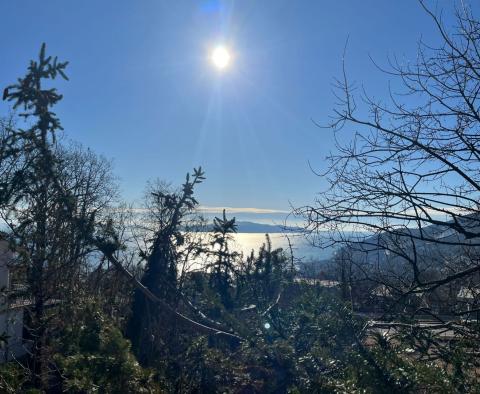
[190,221,303,234]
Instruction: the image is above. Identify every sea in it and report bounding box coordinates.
[226,232,334,263]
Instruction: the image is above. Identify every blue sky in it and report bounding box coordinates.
[0,1,475,222]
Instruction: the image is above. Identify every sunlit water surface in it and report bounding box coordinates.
[217,233,333,262]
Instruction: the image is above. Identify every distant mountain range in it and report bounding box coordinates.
[336,214,480,272]
[190,221,303,234]
[237,221,303,233]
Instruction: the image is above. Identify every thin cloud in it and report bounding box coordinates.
[109,206,290,215]
[197,206,289,214]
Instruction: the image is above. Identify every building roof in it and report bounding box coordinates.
[457,287,480,300]
[294,278,340,287]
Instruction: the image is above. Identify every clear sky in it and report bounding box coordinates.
[0,1,476,222]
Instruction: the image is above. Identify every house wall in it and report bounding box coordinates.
[0,240,27,362]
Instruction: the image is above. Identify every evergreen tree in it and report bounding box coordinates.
[2,43,69,388]
[208,209,238,310]
[126,168,206,364]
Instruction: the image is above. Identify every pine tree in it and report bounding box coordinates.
[2,43,69,388]
[208,209,238,310]
[126,168,206,364]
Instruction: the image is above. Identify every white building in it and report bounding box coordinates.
[0,240,27,362]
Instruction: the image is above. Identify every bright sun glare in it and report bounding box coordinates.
[211,46,231,70]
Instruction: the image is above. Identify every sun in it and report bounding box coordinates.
[211,46,231,70]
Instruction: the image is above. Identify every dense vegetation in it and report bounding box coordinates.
[1,3,480,393]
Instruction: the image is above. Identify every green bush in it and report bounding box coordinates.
[55,305,161,393]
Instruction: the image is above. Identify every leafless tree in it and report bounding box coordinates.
[297,1,480,359]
